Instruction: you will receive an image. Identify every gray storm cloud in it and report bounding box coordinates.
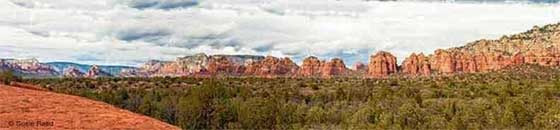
[0,0,559,66]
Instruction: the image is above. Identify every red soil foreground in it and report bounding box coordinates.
[0,84,180,130]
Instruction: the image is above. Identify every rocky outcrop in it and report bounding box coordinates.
[297,56,323,77]
[207,56,245,76]
[133,53,264,77]
[320,58,350,78]
[244,56,299,77]
[63,66,84,78]
[297,57,350,78]
[85,65,112,78]
[368,51,397,78]
[402,53,431,76]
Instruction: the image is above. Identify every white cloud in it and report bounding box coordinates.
[0,0,559,66]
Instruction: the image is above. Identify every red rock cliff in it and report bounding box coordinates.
[368,51,397,78]
[244,56,299,77]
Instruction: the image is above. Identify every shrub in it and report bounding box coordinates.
[0,70,20,85]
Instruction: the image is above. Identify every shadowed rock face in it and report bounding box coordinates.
[368,51,397,78]
[207,56,246,75]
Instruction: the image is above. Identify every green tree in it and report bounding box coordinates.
[0,70,20,85]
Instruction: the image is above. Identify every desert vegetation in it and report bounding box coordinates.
[22,65,560,129]
[0,70,20,85]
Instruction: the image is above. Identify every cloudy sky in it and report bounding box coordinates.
[0,0,559,66]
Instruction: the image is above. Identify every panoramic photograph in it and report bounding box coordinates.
[1,0,560,129]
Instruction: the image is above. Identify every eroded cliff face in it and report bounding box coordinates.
[297,56,322,77]
[207,56,246,76]
[368,51,398,78]
[130,54,264,77]
[244,56,299,77]
[320,58,350,78]
[296,57,351,78]
[402,53,431,76]
[399,23,560,77]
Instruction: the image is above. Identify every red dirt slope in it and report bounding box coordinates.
[0,84,180,130]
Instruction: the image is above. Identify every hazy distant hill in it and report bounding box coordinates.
[46,62,136,76]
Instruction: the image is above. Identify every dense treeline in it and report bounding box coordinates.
[23,65,560,129]
[0,70,20,85]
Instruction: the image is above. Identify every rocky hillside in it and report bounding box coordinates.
[401,23,560,76]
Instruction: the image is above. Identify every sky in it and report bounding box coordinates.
[0,0,559,67]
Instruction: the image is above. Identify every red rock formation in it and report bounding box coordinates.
[368,51,397,78]
[297,57,350,78]
[431,49,456,74]
[320,58,349,78]
[402,53,431,76]
[298,56,323,77]
[207,56,245,75]
[244,56,299,77]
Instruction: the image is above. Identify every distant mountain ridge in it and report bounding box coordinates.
[0,59,136,78]
[46,62,136,76]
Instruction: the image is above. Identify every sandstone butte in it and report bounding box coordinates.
[0,83,180,130]
[295,56,351,78]
[244,56,299,78]
[2,22,551,79]
[368,51,398,78]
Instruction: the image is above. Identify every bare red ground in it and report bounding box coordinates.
[0,84,180,130]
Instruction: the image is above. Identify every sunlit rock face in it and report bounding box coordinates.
[132,53,265,77]
[297,56,323,77]
[296,56,351,78]
[244,56,299,78]
[320,58,351,78]
[85,65,112,78]
[63,66,84,78]
[0,58,59,77]
[368,51,397,78]
[402,53,431,76]
[398,23,560,76]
